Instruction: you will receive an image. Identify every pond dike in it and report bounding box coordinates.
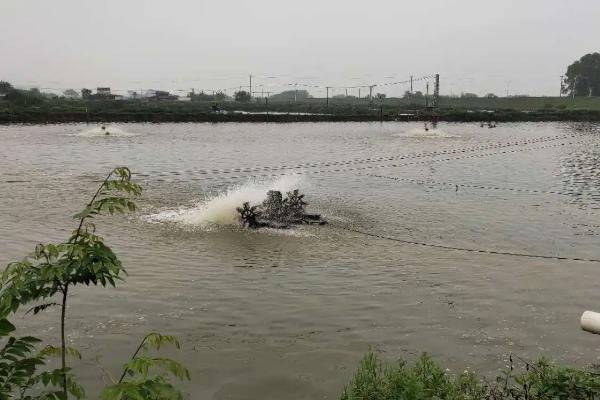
[2,109,600,124]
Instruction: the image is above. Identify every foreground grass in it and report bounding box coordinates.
[342,352,600,399]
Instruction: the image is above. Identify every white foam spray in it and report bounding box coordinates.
[396,128,457,138]
[73,125,137,137]
[145,174,306,228]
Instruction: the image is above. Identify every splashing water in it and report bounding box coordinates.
[145,175,306,228]
[396,128,458,138]
[73,125,137,137]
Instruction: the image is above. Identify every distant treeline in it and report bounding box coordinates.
[3,80,600,123]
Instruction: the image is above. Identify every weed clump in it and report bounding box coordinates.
[342,352,600,399]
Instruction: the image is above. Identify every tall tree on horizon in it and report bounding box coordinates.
[563,52,600,97]
[0,81,13,94]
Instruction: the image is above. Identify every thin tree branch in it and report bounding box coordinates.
[118,333,151,383]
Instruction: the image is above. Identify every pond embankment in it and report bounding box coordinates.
[2,109,600,124]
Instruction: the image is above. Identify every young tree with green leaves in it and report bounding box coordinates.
[0,167,189,399]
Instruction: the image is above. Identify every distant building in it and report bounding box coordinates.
[94,87,116,100]
[149,90,178,101]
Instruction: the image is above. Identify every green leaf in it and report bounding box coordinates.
[73,206,96,220]
[123,357,190,382]
[143,333,180,351]
[39,345,81,360]
[25,303,60,316]
[102,378,184,400]
[0,319,16,336]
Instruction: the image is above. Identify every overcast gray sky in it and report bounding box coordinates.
[1,0,599,97]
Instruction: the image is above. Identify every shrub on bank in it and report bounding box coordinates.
[342,352,600,400]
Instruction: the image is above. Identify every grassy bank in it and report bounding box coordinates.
[2,96,600,123]
[2,108,600,124]
[342,351,600,399]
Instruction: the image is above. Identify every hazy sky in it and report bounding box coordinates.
[1,0,599,97]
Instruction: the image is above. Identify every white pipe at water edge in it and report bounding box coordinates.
[580,311,600,334]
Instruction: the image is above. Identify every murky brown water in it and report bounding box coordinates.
[1,122,599,399]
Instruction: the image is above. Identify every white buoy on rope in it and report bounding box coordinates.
[580,311,600,334]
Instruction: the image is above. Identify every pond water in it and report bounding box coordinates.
[1,122,599,399]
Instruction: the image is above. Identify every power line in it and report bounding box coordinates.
[26,74,436,97]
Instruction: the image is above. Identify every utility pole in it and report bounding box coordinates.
[369,85,375,107]
[358,88,361,99]
[410,75,413,97]
[433,74,440,108]
[249,74,252,99]
[294,83,298,103]
[345,88,348,97]
[560,75,564,97]
[426,81,430,108]
[326,87,330,107]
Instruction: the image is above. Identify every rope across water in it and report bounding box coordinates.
[340,226,600,263]
[140,132,587,180]
[365,174,573,196]
[146,137,594,183]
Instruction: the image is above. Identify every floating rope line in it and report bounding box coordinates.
[340,227,600,263]
[366,174,573,197]
[143,138,591,183]
[144,132,583,178]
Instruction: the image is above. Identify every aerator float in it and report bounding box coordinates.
[236,189,327,229]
